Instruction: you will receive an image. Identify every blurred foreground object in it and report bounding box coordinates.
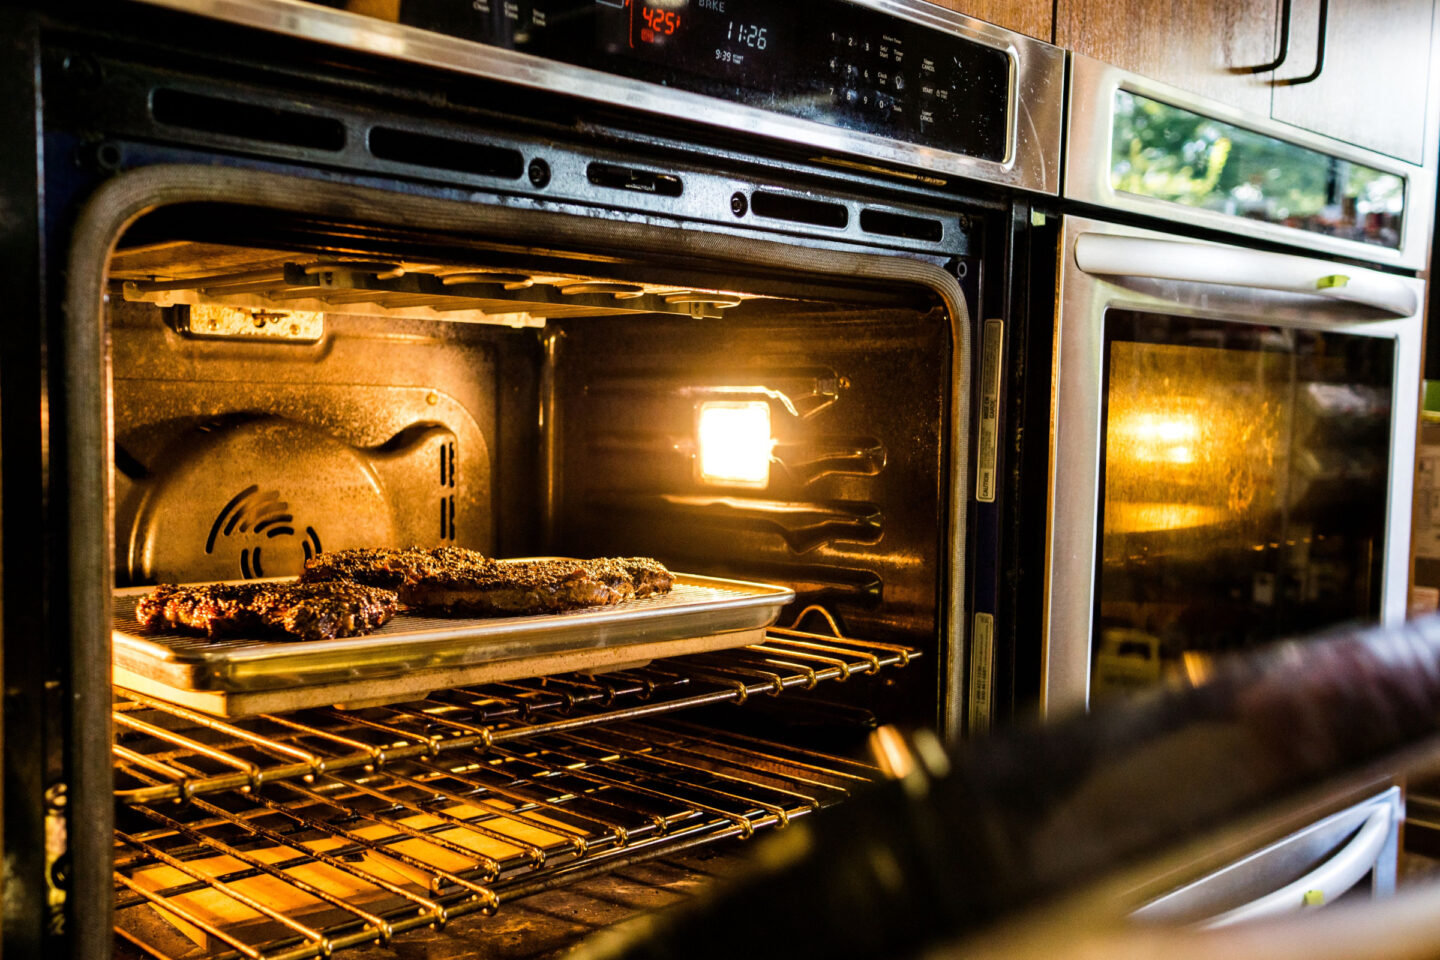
[939,868,1440,960]
[577,615,1440,960]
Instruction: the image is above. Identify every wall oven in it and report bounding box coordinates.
[946,52,1435,935]
[1015,54,1433,719]
[0,2,1064,959]
[1043,217,1423,716]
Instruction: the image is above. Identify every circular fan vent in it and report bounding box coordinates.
[131,417,396,583]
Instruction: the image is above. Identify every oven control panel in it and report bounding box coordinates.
[393,0,1012,162]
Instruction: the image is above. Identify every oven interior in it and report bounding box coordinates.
[103,202,958,959]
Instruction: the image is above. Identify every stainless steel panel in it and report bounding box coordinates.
[1043,215,1423,716]
[1133,787,1402,924]
[131,0,1065,194]
[113,572,794,694]
[1065,53,1435,271]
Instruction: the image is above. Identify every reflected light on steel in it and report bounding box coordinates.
[696,401,773,488]
[1106,502,1229,535]
[1115,412,1202,466]
[1104,340,1288,536]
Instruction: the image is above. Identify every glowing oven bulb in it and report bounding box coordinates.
[696,401,774,488]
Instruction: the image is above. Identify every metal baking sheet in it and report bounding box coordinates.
[112,572,794,695]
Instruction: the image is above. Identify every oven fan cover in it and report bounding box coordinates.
[122,416,461,583]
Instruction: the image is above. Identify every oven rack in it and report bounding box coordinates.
[114,616,915,807]
[113,719,877,960]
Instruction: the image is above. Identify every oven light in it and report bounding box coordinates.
[1128,414,1199,444]
[696,401,773,488]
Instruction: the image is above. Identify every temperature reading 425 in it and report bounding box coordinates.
[643,5,679,37]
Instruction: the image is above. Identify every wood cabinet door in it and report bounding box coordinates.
[922,0,1053,42]
[1271,0,1435,163]
[1055,0,1278,115]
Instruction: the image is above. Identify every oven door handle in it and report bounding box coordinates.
[1196,799,1395,929]
[1074,233,1418,318]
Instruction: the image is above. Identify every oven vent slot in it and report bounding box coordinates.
[150,88,346,152]
[588,162,684,197]
[368,126,525,180]
[750,191,850,229]
[859,208,944,242]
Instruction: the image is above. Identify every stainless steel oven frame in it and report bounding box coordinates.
[132,0,1066,194]
[1041,215,1425,717]
[1066,54,1438,272]
[0,0,1077,951]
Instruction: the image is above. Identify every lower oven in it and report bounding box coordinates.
[1039,216,1423,716]
[0,3,1066,955]
[1022,53,1434,719]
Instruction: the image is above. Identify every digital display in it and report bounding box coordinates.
[392,0,1012,163]
[610,0,780,86]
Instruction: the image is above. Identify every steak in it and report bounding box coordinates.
[298,546,455,591]
[301,547,674,616]
[135,581,399,641]
[609,557,675,597]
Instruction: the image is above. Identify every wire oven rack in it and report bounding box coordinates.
[113,616,916,960]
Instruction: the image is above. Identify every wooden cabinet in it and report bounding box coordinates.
[1271,0,1434,163]
[1056,0,1279,115]
[923,0,1053,42]
[1056,0,1436,162]
[940,0,1435,162]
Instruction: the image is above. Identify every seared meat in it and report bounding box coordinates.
[301,547,674,616]
[609,557,675,597]
[136,581,399,641]
[407,558,629,615]
[297,546,456,591]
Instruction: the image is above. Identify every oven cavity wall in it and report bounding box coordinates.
[550,305,951,731]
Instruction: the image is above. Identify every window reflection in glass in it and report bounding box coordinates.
[1111,90,1405,249]
[1093,311,1393,699]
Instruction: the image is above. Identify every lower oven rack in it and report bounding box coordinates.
[113,617,915,960]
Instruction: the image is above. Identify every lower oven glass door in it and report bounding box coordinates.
[1043,216,1423,715]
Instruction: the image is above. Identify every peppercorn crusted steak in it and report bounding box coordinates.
[300,547,674,616]
[298,546,456,591]
[611,557,675,597]
[135,581,399,642]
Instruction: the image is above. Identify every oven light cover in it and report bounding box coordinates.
[695,400,774,488]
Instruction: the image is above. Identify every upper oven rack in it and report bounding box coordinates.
[114,615,915,807]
